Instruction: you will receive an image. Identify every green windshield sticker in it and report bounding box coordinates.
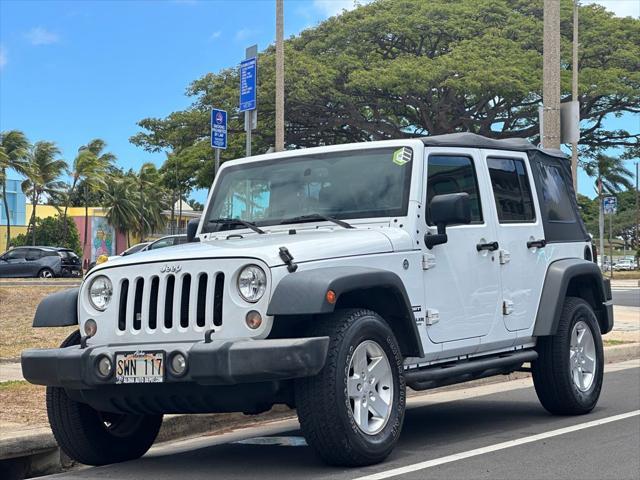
[392,147,412,166]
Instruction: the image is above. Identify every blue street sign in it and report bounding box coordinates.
[211,108,227,150]
[603,196,617,215]
[239,57,257,112]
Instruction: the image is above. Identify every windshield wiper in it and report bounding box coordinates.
[280,213,354,229]
[208,218,265,234]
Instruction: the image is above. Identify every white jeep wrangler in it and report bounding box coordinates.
[22,133,613,467]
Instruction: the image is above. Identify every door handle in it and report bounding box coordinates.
[476,241,499,252]
[527,239,547,249]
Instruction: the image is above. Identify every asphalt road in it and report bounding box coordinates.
[45,360,640,480]
[612,286,640,308]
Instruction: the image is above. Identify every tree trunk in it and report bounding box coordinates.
[127,231,131,249]
[31,192,38,246]
[2,174,11,248]
[84,184,89,263]
[62,177,77,243]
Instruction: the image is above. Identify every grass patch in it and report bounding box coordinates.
[0,379,47,425]
[604,339,631,346]
[0,285,77,360]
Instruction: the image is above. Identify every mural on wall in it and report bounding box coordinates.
[91,217,114,261]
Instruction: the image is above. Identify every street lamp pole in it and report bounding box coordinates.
[275,0,285,152]
[542,0,561,150]
[571,0,579,191]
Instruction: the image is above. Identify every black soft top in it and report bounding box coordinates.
[420,133,566,158]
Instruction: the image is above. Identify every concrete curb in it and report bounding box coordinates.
[2,343,639,479]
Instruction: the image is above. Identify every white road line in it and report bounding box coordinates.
[354,410,640,480]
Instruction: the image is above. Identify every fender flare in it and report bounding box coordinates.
[533,259,613,336]
[33,288,79,327]
[267,266,423,357]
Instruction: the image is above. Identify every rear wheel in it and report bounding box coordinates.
[532,297,604,415]
[38,268,54,278]
[295,309,405,466]
[46,331,163,466]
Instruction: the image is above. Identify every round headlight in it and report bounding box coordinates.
[88,275,113,311]
[237,265,267,303]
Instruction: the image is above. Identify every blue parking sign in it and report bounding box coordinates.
[239,57,257,112]
[211,109,227,149]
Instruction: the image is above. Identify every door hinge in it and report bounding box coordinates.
[503,300,514,315]
[426,308,440,325]
[422,253,436,270]
[499,249,511,265]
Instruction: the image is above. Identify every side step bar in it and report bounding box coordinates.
[405,349,538,391]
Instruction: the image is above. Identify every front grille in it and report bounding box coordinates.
[117,272,225,332]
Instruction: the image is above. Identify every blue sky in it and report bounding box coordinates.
[0,0,638,203]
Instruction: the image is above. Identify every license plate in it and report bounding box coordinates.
[115,351,164,384]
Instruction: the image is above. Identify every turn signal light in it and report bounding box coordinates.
[246,310,263,329]
[326,290,337,304]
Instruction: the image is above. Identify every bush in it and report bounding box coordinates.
[12,216,82,255]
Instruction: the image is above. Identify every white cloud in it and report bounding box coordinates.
[588,1,639,18]
[235,28,258,42]
[25,27,60,46]
[209,31,222,40]
[312,0,373,17]
[0,45,7,70]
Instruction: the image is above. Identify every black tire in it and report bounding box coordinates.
[46,331,163,466]
[532,297,604,415]
[38,268,54,278]
[295,309,405,466]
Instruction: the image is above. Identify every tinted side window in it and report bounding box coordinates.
[4,249,26,260]
[537,163,576,222]
[487,157,535,223]
[25,249,42,261]
[426,155,483,225]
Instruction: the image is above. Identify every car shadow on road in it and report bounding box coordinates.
[55,393,561,480]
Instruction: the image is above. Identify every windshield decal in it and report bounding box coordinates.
[392,147,412,166]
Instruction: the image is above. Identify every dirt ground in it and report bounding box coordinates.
[0,381,47,425]
[0,285,76,360]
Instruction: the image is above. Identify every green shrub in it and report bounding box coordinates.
[11,216,82,255]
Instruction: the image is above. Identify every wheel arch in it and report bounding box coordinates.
[267,266,423,358]
[33,288,79,327]
[533,259,613,336]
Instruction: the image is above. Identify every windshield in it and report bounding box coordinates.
[202,147,412,233]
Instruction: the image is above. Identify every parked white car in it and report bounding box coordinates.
[613,259,637,271]
[22,134,613,467]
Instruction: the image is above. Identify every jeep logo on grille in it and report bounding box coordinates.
[160,265,182,273]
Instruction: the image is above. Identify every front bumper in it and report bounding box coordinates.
[21,337,329,389]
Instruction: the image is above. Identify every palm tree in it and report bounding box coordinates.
[0,130,30,247]
[102,176,138,248]
[583,154,634,267]
[136,163,167,238]
[21,142,67,245]
[77,139,115,257]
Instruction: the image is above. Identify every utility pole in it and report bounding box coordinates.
[542,0,561,150]
[635,162,640,268]
[571,0,579,191]
[275,0,285,152]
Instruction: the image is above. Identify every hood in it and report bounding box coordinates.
[95,228,399,270]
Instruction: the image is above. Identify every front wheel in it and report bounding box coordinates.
[295,309,405,466]
[532,297,604,415]
[46,331,163,466]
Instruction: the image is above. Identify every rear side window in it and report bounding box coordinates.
[537,164,576,223]
[25,249,42,261]
[487,157,535,223]
[426,155,483,225]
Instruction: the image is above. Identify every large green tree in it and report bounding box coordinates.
[0,130,30,246]
[131,0,639,190]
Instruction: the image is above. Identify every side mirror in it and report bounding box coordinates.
[424,192,471,249]
[186,218,200,243]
